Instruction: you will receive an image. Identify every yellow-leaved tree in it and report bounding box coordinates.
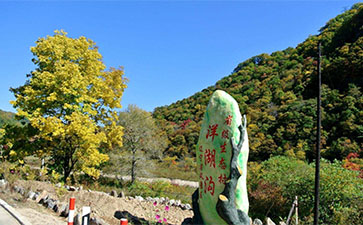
[11,30,127,182]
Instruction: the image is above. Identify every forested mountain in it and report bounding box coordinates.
[153,3,362,162]
[0,109,18,127]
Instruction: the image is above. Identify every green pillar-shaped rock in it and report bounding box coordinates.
[196,90,249,224]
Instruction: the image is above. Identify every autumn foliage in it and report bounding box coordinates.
[153,4,363,162]
[10,30,127,181]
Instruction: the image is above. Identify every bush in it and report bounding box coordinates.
[0,161,40,185]
[127,180,193,204]
[248,156,362,224]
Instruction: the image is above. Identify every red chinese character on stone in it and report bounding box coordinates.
[204,149,216,168]
[199,180,203,198]
[218,174,228,184]
[221,129,229,139]
[203,177,207,194]
[205,176,215,196]
[199,145,203,152]
[219,157,227,170]
[225,115,232,126]
[220,142,227,153]
[206,124,219,141]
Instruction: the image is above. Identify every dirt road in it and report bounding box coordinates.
[0,206,20,225]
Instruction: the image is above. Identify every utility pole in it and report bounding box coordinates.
[314,42,322,225]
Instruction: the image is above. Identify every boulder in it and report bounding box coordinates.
[46,199,56,210]
[90,216,109,225]
[59,203,69,217]
[18,186,25,195]
[175,199,181,206]
[185,203,192,210]
[110,190,117,197]
[27,191,36,200]
[73,213,81,225]
[40,194,51,205]
[68,186,77,191]
[266,217,276,225]
[169,199,175,206]
[53,201,59,212]
[114,210,124,220]
[13,185,20,192]
[196,90,249,224]
[118,191,125,198]
[135,196,144,201]
[253,218,263,225]
[0,179,7,189]
[35,190,48,203]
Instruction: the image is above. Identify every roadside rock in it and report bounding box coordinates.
[59,203,69,217]
[135,196,144,201]
[110,190,117,197]
[46,199,56,210]
[35,190,48,203]
[118,191,125,198]
[114,210,123,219]
[0,179,7,189]
[175,199,181,206]
[68,186,77,191]
[73,213,81,225]
[266,217,276,225]
[27,191,36,200]
[169,199,175,206]
[253,218,263,225]
[185,204,192,210]
[90,216,109,225]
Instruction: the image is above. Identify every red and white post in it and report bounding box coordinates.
[68,197,76,225]
[120,218,128,225]
[82,206,91,225]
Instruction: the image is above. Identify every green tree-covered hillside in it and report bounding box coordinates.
[153,3,362,162]
[0,110,19,127]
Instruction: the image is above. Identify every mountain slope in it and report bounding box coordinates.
[153,3,362,161]
[0,109,18,127]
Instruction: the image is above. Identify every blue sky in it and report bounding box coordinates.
[0,0,359,113]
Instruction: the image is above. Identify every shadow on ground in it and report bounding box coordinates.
[114,210,149,225]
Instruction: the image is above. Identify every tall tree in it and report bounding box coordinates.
[118,105,167,184]
[11,30,127,182]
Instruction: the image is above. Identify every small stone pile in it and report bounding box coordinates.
[122,194,192,211]
[8,182,193,225]
[11,184,107,225]
[251,217,286,225]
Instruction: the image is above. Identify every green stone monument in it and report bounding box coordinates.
[195,90,249,225]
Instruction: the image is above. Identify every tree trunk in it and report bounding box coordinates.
[63,166,71,183]
[131,149,136,184]
[62,152,77,183]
